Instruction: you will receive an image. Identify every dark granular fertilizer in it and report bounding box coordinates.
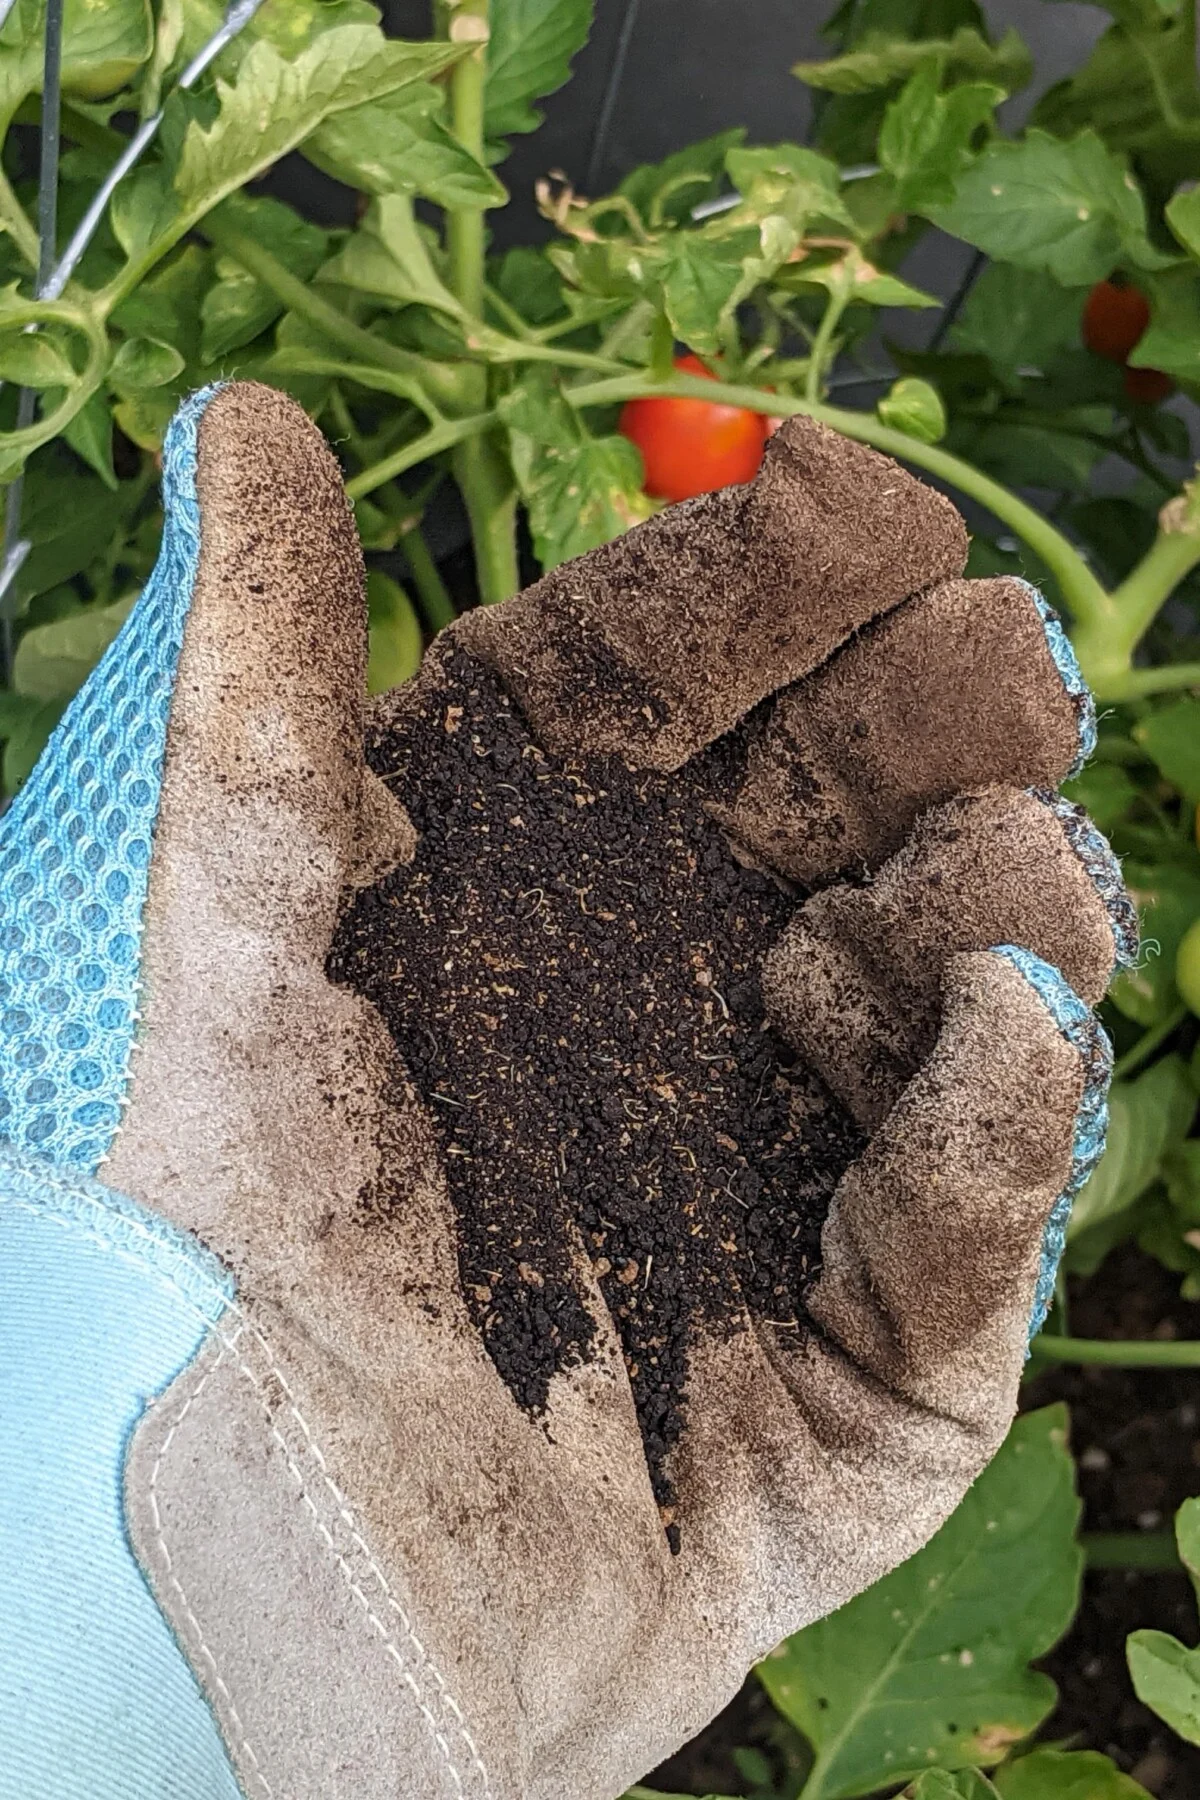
[328,645,862,1530]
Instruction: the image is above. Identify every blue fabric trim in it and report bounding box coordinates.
[0,385,223,1172]
[1019,580,1097,777]
[1039,789,1140,968]
[0,1146,245,1800]
[994,945,1114,1341]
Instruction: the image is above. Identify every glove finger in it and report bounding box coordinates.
[704,575,1093,887]
[762,784,1135,1131]
[453,417,967,771]
[800,946,1108,1422]
[149,381,406,946]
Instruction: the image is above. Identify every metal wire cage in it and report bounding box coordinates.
[0,0,267,683]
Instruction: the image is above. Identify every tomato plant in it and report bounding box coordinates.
[2,0,1200,1792]
[618,355,768,501]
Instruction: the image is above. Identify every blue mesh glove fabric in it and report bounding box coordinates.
[0,387,213,1171]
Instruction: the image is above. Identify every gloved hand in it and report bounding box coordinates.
[0,382,1133,1800]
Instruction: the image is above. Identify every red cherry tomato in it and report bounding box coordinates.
[1123,364,1175,405]
[619,354,769,502]
[1083,279,1151,363]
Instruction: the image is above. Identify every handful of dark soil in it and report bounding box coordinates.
[329,647,861,1529]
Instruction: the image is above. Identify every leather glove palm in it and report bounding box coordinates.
[0,383,1132,1800]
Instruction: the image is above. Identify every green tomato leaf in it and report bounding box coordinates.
[877,376,946,442]
[619,130,747,229]
[1134,698,1200,800]
[366,570,422,695]
[62,386,116,488]
[109,335,185,394]
[112,389,176,453]
[948,264,1083,381]
[903,1774,1000,1800]
[484,0,593,155]
[1060,762,1139,835]
[0,328,75,388]
[199,193,329,362]
[173,0,382,77]
[1033,8,1200,186]
[779,246,938,309]
[1110,862,1200,1024]
[1163,1139,1200,1230]
[491,245,570,325]
[1127,1630,1200,1745]
[1067,1056,1196,1241]
[111,243,210,366]
[757,1407,1081,1799]
[306,82,506,210]
[725,143,853,232]
[931,130,1175,286]
[1167,186,1200,262]
[1176,1496,1200,1601]
[319,195,463,319]
[15,471,136,603]
[499,372,654,570]
[793,26,1031,96]
[879,64,1002,209]
[993,1747,1153,1798]
[1125,268,1200,385]
[167,29,461,251]
[12,595,135,702]
[946,418,1106,495]
[1,693,67,795]
[657,233,753,356]
[0,0,156,107]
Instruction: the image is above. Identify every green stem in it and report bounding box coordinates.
[1031,1336,1200,1368]
[453,431,519,603]
[1106,660,1200,700]
[483,278,534,340]
[198,221,435,385]
[806,280,853,404]
[1109,525,1200,659]
[439,0,519,606]
[566,372,1112,629]
[1113,1004,1188,1081]
[442,0,489,318]
[400,518,457,630]
[345,413,494,501]
[1083,1531,1182,1571]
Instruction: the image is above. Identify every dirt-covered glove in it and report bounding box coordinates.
[0,382,1134,1800]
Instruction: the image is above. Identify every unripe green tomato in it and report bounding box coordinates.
[1176,916,1200,1017]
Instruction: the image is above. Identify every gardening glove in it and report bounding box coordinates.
[0,381,1135,1800]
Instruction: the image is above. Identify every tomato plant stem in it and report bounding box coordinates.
[1113,1005,1189,1081]
[1031,1336,1200,1368]
[1109,523,1200,661]
[345,413,495,500]
[400,518,458,630]
[443,0,489,319]
[199,220,449,391]
[1107,661,1200,699]
[439,0,520,604]
[805,275,853,404]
